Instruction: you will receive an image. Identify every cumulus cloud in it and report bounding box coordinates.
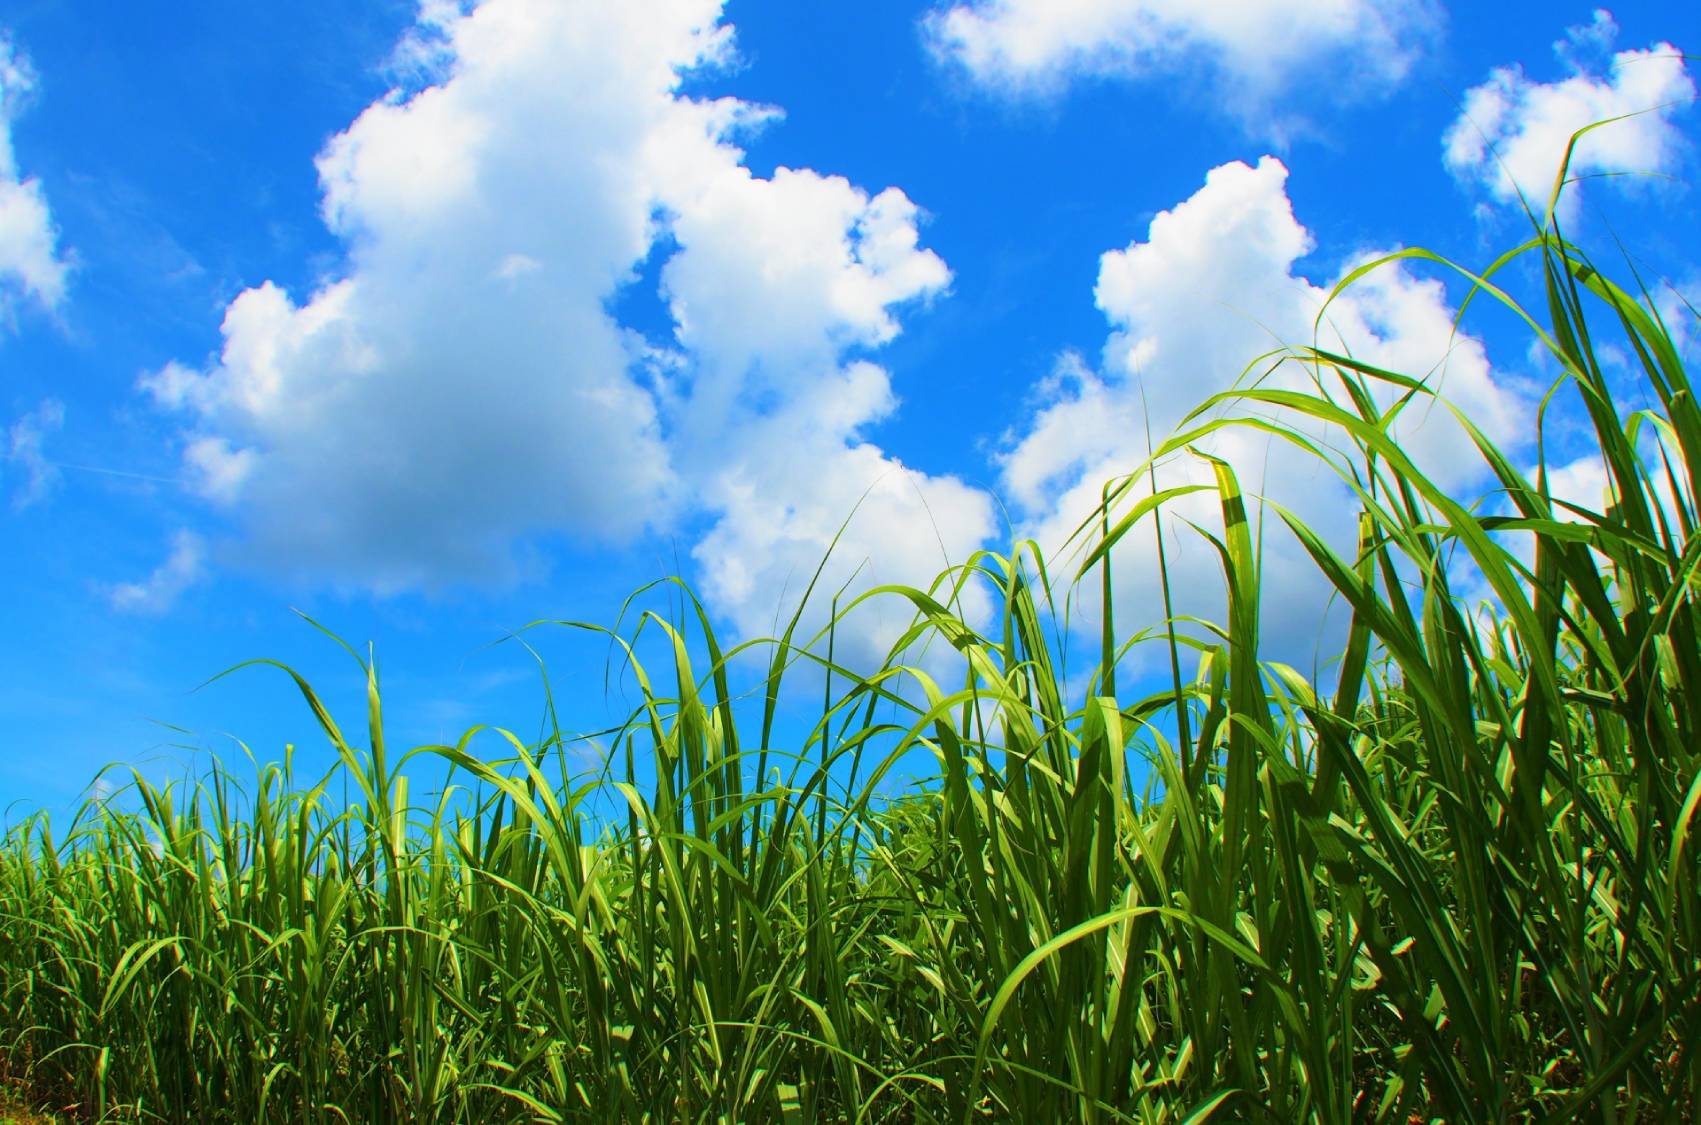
[687,363,996,672]
[1543,440,1689,530]
[147,0,994,659]
[1494,443,1691,582]
[143,2,706,589]
[655,160,990,668]
[108,531,207,615]
[5,397,64,508]
[1543,452,1613,524]
[1444,12,1694,223]
[924,0,1436,113]
[999,157,1529,667]
[0,34,69,318]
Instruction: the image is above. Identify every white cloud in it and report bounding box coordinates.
[5,397,63,508]
[1444,14,1694,224]
[1543,442,1689,532]
[656,160,990,669]
[1543,452,1611,523]
[1555,9,1620,69]
[0,34,70,317]
[108,531,207,616]
[182,436,256,505]
[661,168,950,395]
[147,0,994,664]
[1494,444,1691,582]
[924,0,1436,112]
[688,363,996,673]
[1654,274,1698,357]
[145,2,707,590]
[999,157,1529,667]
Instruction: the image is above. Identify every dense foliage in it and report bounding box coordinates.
[3,219,1698,1121]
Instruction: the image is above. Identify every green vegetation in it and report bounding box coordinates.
[0,1092,55,1125]
[0,1051,57,1124]
[0,1096,55,1125]
[3,203,1698,1120]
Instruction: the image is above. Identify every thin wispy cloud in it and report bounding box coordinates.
[107,530,208,616]
[5,397,64,509]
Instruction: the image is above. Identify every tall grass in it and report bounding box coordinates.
[2,218,1697,1121]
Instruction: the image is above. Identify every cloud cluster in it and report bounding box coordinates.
[131,0,1578,668]
[147,0,994,660]
[999,157,1528,666]
[924,0,1436,111]
[1444,11,1694,223]
[0,34,69,319]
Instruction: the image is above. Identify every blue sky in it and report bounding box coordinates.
[1,0,1696,814]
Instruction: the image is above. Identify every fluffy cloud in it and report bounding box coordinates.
[656,162,990,668]
[1543,442,1689,532]
[1543,452,1612,524]
[0,34,69,318]
[5,397,63,508]
[148,0,994,659]
[999,157,1529,667]
[688,363,996,673]
[108,531,207,616]
[924,0,1435,110]
[144,2,714,589]
[661,169,950,409]
[1444,12,1693,223]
